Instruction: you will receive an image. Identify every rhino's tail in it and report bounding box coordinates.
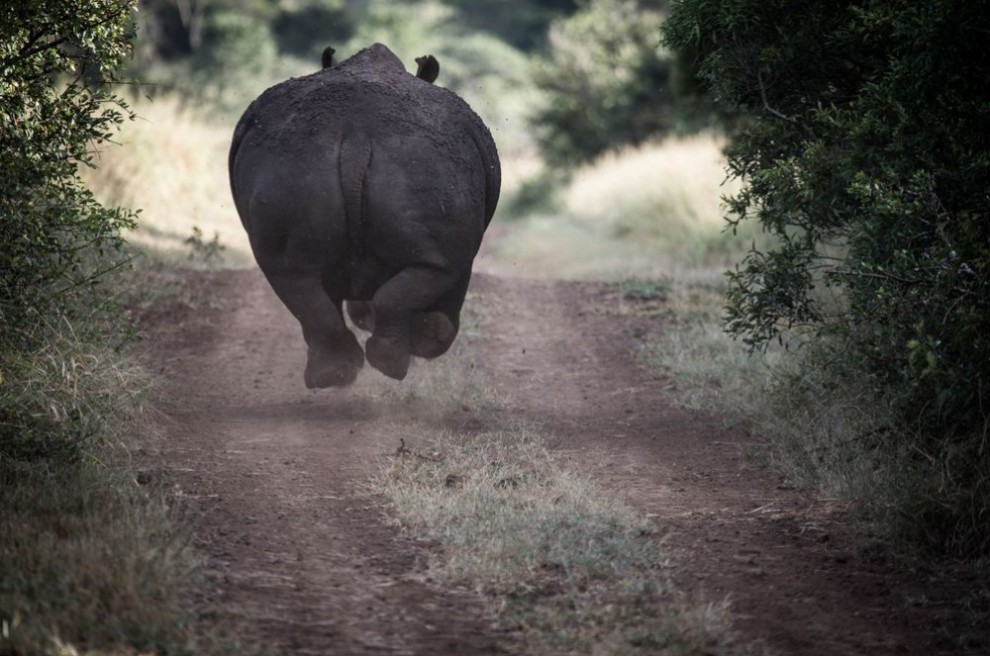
[339,133,373,256]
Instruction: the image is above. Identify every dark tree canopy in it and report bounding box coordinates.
[531,0,709,167]
[531,0,669,166]
[438,0,579,51]
[664,0,990,555]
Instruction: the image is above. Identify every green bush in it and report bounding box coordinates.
[191,8,278,97]
[438,0,579,51]
[0,6,231,653]
[273,0,354,59]
[1,0,140,466]
[664,0,990,556]
[195,10,276,73]
[532,0,672,166]
[1,1,137,345]
[131,0,287,112]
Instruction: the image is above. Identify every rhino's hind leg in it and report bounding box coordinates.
[263,271,364,388]
[365,266,463,380]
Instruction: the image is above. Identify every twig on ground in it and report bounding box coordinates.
[395,438,443,462]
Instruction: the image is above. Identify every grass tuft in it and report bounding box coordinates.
[641,294,990,569]
[359,272,742,655]
[1,316,150,462]
[374,403,741,654]
[618,277,672,302]
[0,463,198,654]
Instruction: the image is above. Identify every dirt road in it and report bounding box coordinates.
[139,268,971,655]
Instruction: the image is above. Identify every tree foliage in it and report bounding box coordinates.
[664,0,990,555]
[438,0,579,51]
[136,0,352,67]
[133,0,548,113]
[531,0,712,167]
[0,0,138,343]
[532,0,670,166]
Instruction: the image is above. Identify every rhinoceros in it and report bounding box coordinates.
[229,43,500,387]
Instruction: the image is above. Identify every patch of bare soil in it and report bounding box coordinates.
[138,268,981,655]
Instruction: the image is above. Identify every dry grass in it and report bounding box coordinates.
[492,135,752,280]
[1,323,182,654]
[0,317,250,656]
[377,420,739,655]
[633,270,784,419]
[0,313,151,459]
[1,463,196,654]
[83,94,252,267]
[625,278,878,501]
[631,280,984,559]
[564,135,731,244]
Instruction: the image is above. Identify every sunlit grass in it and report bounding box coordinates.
[83,93,252,267]
[564,134,730,242]
[492,134,758,280]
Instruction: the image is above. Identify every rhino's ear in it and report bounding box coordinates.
[414,55,439,84]
[321,45,337,70]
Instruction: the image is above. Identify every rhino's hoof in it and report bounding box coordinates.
[304,338,364,388]
[409,312,456,359]
[366,335,410,380]
[304,360,361,388]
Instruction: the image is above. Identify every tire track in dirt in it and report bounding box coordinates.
[141,268,968,655]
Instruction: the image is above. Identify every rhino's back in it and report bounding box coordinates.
[232,63,498,217]
[229,48,501,287]
[240,63,491,165]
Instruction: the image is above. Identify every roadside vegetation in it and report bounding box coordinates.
[83,94,252,267]
[0,3,237,653]
[493,134,749,279]
[662,1,990,559]
[501,0,990,565]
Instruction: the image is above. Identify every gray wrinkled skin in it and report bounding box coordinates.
[229,43,500,386]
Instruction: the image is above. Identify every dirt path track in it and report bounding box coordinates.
[140,268,967,655]
[144,271,505,655]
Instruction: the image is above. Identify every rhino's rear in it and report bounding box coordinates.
[229,44,500,281]
[227,44,500,385]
